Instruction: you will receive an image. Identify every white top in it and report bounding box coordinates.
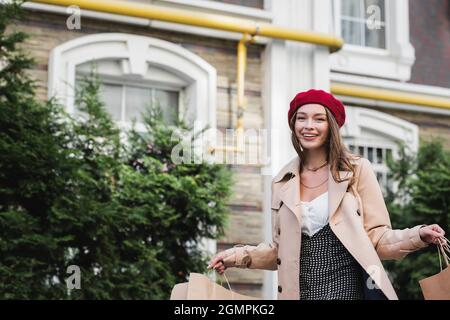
[300,192,329,236]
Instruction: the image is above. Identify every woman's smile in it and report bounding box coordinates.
[301,133,319,141]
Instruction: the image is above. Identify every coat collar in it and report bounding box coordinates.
[274,157,353,224]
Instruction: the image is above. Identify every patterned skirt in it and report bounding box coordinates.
[299,224,364,300]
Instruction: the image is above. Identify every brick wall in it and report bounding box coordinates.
[409,0,450,87]
[19,11,266,298]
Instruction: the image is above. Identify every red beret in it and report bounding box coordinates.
[288,89,346,128]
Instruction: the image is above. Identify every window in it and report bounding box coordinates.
[342,106,418,194]
[330,0,415,81]
[348,144,393,192]
[48,33,217,131]
[340,0,386,49]
[76,66,180,127]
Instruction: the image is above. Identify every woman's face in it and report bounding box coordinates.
[294,104,329,150]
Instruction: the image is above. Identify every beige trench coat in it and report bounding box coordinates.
[223,156,428,300]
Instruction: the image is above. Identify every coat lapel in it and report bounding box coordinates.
[328,166,353,222]
[279,174,302,225]
[275,158,353,226]
[276,158,302,225]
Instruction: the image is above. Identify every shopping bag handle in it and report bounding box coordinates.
[219,272,232,291]
[206,268,233,289]
[207,269,235,299]
[437,236,450,271]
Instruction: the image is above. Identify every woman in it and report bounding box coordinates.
[207,89,445,300]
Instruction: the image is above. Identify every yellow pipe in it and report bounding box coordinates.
[234,34,248,152]
[31,0,344,52]
[236,34,248,132]
[331,84,450,110]
[208,146,244,154]
[210,33,251,154]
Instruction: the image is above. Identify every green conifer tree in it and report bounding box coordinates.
[0,0,73,298]
[384,139,450,299]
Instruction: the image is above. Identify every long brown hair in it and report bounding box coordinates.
[289,107,360,187]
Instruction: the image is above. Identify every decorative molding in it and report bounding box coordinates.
[343,106,419,154]
[158,0,272,21]
[331,73,450,116]
[48,33,217,127]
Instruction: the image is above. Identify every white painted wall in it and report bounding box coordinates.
[262,0,333,300]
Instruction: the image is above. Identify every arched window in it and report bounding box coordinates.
[48,33,216,130]
[342,106,418,193]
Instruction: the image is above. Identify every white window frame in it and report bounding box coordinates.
[75,72,183,131]
[48,33,216,130]
[342,106,419,193]
[331,0,415,81]
[338,0,387,50]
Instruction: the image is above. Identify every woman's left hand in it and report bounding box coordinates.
[419,224,446,245]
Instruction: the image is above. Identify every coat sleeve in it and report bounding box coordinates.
[357,158,429,260]
[222,180,279,270]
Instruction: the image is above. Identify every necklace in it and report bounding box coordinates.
[304,161,328,172]
[300,177,328,189]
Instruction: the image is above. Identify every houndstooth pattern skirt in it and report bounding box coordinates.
[299,224,364,300]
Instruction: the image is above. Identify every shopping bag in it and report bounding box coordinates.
[170,282,189,300]
[170,272,260,300]
[419,237,450,300]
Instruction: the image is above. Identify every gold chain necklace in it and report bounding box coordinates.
[300,177,329,189]
[304,161,328,172]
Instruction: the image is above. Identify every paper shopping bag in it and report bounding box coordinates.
[419,267,450,300]
[419,238,450,300]
[170,282,189,300]
[170,272,259,300]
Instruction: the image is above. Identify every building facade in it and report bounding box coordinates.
[20,0,450,299]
